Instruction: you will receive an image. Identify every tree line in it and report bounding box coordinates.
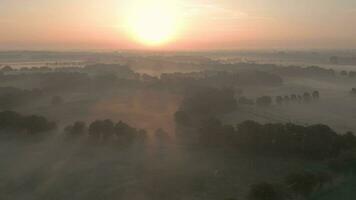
[175,87,354,160]
[64,120,147,145]
[0,111,56,136]
[0,111,147,146]
[196,119,355,160]
[238,91,320,106]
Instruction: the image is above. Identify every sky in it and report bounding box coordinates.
[0,0,356,50]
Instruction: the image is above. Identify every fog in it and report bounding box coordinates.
[1,50,356,200]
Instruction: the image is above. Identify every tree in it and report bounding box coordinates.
[101,119,115,140]
[88,119,116,141]
[115,121,137,144]
[351,88,356,95]
[290,94,297,102]
[65,121,87,138]
[21,115,56,134]
[340,70,348,76]
[0,111,56,136]
[349,71,356,78]
[312,91,320,99]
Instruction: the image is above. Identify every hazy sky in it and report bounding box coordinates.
[1,0,355,50]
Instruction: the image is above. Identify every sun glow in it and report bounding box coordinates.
[125,0,182,46]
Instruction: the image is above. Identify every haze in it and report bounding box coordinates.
[1,1,356,200]
[1,0,356,50]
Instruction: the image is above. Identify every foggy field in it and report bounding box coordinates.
[225,77,356,133]
[1,51,356,200]
[0,138,314,200]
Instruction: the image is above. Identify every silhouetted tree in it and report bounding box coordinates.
[64,121,87,138]
[340,70,347,76]
[21,115,56,135]
[89,120,115,140]
[312,91,320,99]
[290,94,297,102]
[349,71,356,78]
[115,121,137,144]
[351,88,356,95]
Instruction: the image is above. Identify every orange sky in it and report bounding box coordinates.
[1,0,356,50]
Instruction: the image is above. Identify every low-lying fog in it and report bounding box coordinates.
[1,50,356,200]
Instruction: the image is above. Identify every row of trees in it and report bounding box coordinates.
[0,64,137,79]
[0,111,56,135]
[238,91,320,107]
[340,70,356,78]
[195,119,355,160]
[276,65,336,78]
[64,120,147,144]
[275,91,320,105]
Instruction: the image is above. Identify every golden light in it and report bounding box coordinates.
[125,0,182,46]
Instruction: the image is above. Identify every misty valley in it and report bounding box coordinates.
[1,51,356,200]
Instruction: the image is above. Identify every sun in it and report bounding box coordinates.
[125,0,181,46]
